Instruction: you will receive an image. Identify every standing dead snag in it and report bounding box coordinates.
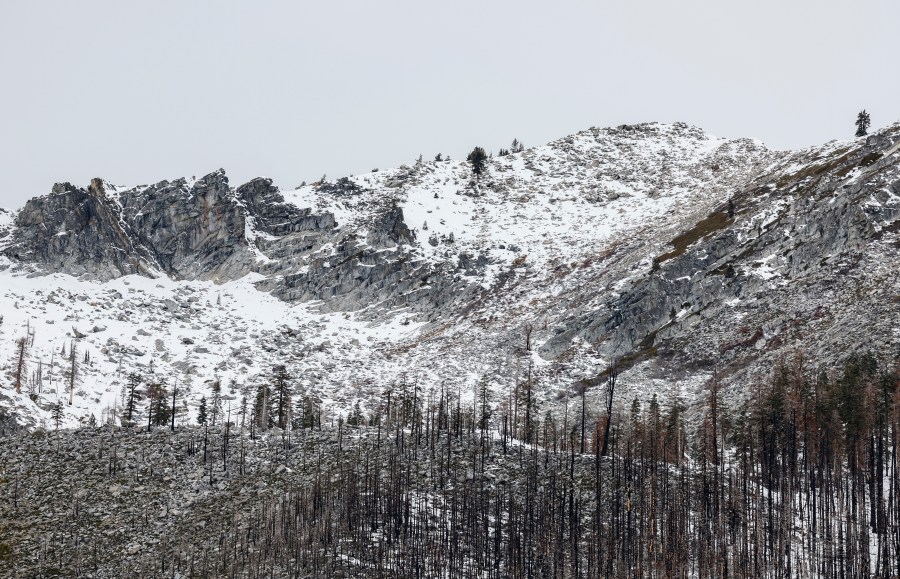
[576,382,588,454]
[67,341,77,406]
[14,337,27,394]
[600,362,617,457]
[707,371,719,468]
[170,378,178,432]
[522,361,535,444]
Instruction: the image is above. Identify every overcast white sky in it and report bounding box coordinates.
[1,0,898,209]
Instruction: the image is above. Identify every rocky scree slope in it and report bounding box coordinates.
[1,122,899,430]
[548,128,900,402]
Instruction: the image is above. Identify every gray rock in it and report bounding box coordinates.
[541,130,900,396]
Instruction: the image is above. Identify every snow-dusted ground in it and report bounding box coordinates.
[0,122,790,429]
[0,268,432,428]
[286,123,768,277]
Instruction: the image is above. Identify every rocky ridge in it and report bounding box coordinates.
[1,122,899,430]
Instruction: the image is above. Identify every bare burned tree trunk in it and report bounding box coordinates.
[170,379,177,432]
[14,337,26,394]
[8,352,900,578]
[579,384,587,455]
[600,363,617,457]
[67,341,77,406]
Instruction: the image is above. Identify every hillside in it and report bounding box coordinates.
[2,349,898,578]
[1,121,899,431]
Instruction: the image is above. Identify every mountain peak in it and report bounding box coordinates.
[1,122,899,434]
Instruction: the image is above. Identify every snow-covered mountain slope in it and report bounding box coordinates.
[2,121,899,430]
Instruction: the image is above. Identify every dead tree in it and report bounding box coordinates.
[67,341,77,406]
[170,378,178,432]
[577,383,588,454]
[600,362,617,457]
[13,337,27,394]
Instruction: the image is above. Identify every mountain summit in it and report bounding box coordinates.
[1,122,899,430]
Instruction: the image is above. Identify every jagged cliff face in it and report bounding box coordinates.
[1,122,899,429]
[118,172,254,281]
[1,168,456,315]
[8,180,157,279]
[4,171,335,283]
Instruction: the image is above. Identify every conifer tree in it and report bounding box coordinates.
[50,400,63,430]
[210,379,222,427]
[125,372,141,424]
[197,395,208,426]
[147,381,170,428]
[254,381,271,430]
[856,109,871,137]
[467,146,488,176]
[271,365,292,430]
[295,394,318,429]
[347,400,364,426]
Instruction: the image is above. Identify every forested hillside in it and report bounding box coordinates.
[2,120,900,577]
[2,354,898,578]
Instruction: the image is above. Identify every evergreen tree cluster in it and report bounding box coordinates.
[250,364,322,434]
[498,138,525,157]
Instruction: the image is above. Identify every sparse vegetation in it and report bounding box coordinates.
[315,176,363,196]
[655,210,733,264]
[858,151,882,167]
